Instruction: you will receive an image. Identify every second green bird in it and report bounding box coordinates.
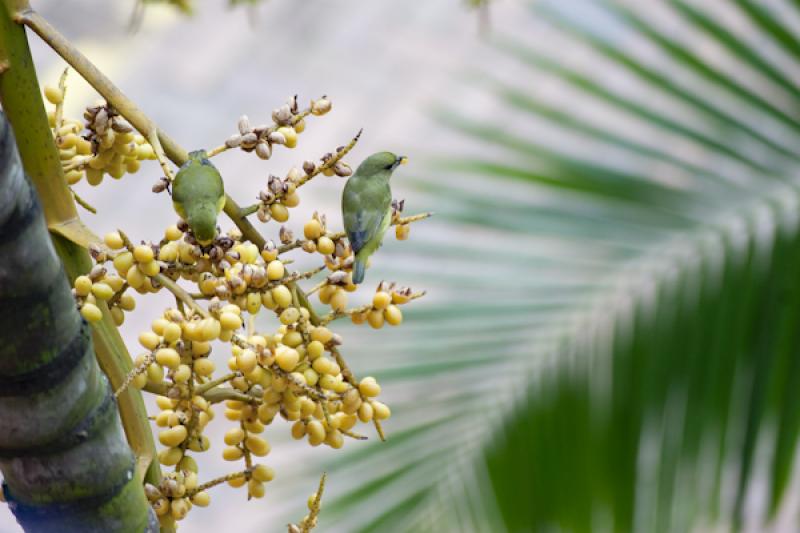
[172,150,226,245]
[342,152,407,284]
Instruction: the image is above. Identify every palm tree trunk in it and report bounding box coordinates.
[0,115,156,532]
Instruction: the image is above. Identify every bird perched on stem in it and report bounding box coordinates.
[171,150,225,245]
[342,152,407,284]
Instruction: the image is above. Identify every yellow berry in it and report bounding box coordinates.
[372,291,391,310]
[312,357,333,375]
[359,376,381,397]
[80,303,103,323]
[269,203,289,222]
[113,251,134,276]
[158,425,188,447]
[139,259,160,277]
[291,421,306,439]
[170,498,190,520]
[162,322,182,343]
[126,265,145,290]
[272,285,292,308]
[194,358,215,377]
[246,292,261,314]
[220,311,243,331]
[224,428,245,446]
[307,340,324,360]
[173,364,192,383]
[373,401,391,420]
[64,169,83,185]
[267,260,285,281]
[384,305,403,326]
[307,420,325,446]
[358,402,374,423]
[252,464,275,482]
[227,474,247,488]
[236,349,257,373]
[276,346,299,372]
[277,126,297,148]
[222,446,244,461]
[104,275,125,292]
[283,192,300,208]
[283,330,303,348]
[303,220,322,240]
[395,223,410,240]
[91,282,114,300]
[74,275,93,296]
[133,245,154,263]
[165,225,183,241]
[330,289,347,313]
[158,447,183,466]
[110,306,125,326]
[367,309,384,329]
[138,331,160,350]
[310,326,333,344]
[155,348,180,369]
[156,395,176,410]
[146,363,164,384]
[199,318,221,341]
[44,85,63,104]
[248,479,266,499]
[316,236,335,255]
[192,491,210,507]
[158,242,178,262]
[325,429,344,449]
[104,232,124,250]
[245,435,271,456]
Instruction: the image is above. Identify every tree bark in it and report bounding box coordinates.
[0,114,156,532]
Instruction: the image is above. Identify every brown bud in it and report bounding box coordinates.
[303,160,316,175]
[241,132,258,148]
[272,104,293,125]
[311,97,332,116]
[152,177,170,193]
[302,240,317,253]
[334,161,352,177]
[257,205,271,223]
[279,226,294,244]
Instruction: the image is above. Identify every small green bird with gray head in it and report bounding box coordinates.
[171,150,226,245]
[342,151,407,284]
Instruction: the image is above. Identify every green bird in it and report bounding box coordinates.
[171,150,226,245]
[342,151,407,284]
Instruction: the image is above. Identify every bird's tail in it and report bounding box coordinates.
[352,258,366,284]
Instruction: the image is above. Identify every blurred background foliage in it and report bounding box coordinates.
[6,0,800,532]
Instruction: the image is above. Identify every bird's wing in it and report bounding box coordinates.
[343,179,391,254]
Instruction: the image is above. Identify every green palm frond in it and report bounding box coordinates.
[270,2,800,531]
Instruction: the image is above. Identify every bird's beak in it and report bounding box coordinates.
[391,156,408,170]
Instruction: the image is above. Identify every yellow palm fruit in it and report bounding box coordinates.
[330,288,347,312]
[272,285,293,308]
[222,446,243,461]
[303,219,322,240]
[269,203,289,222]
[307,420,325,446]
[248,479,266,499]
[194,358,215,377]
[155,348,181,369]
[245,435,270,456]
[191,491,210,507]
[358,377,381,397]
[91,282,114,300]
[367,309,384,329]
[219,311,242,330]
[74,275,93,296]
[385,305,403,326]
[158,447,183,466]
[138,331,160,350]
[224,427,245,446]
[252,464,275,483]
[113,251,134,276]
[372,291,391,310]
[395,223,410,240]
[158,425,188,447]
[133,245,154,263]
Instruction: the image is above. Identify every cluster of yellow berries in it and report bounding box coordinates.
[301,213,338,256]
[72,264,136,325]
[144,467,208,522]
[76,213,409,525]
[255,169,302,224]
[349,284,409,329]
[44,85,157,186]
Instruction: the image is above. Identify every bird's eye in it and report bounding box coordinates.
[385,164,393,170]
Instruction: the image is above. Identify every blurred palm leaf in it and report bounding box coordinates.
[275,1,800,531]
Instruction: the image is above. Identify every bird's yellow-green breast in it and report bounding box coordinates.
[171,150,225,245]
